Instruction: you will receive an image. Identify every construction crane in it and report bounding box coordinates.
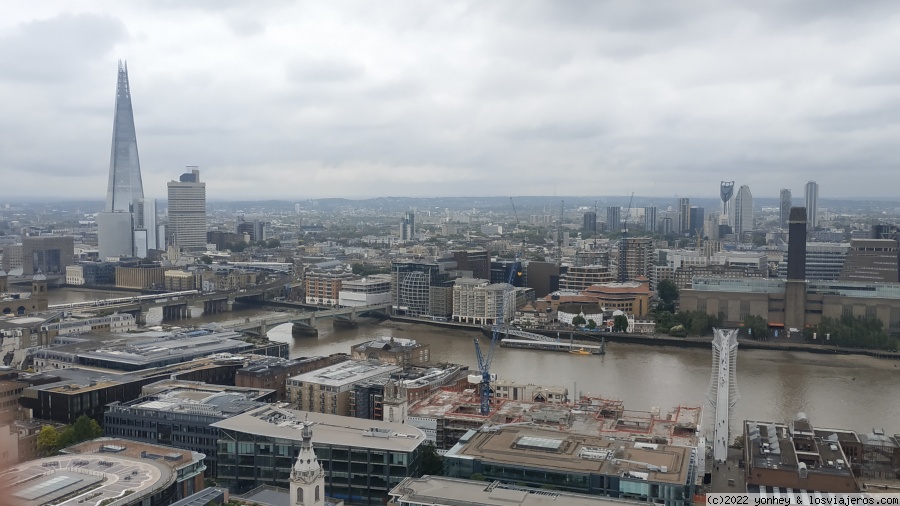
[618,192,635,283]
[472,251,522,415]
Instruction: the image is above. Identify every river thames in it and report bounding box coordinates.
[48,288,900,435]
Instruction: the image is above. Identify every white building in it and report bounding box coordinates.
[805,180,819,229]
[338,274,392,307]
[167,167,207,251]
[66,265,85,285]
[451,278,515,325]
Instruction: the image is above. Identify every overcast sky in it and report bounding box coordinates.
[3,2,900,201]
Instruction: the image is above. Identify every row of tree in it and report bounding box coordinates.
[36,415,103,457]
[653,309,724,337]
[804,315,897,351]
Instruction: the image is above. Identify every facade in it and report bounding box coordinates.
[734,185,753,238]
[777,242,849,281]
[451,278,515,325]
[167,168,207,251]
[391,259,455,318]
[133,197,159,255]
[606,207,621,232]
[1,274,49,316]
[643,206,658,232]
[236,355,346,401]
[452,249,490,280]
[213,405,426,504]
[165,269,197,290]
[400,211,415,241]
[805,180,819,229]
[559,265,614,292]
[287,360,401,415]
[338,273,391,307]
[41,313,136,338]
[3,438,206,505]
[583,211,597,233]
[305,266,357,306]
[351,336,430,367]
[838,238,899,283]
[688,207,704,236]
[444,426,696,504]
[104,380,274,476]
[116,264,167,289]
[678,198,690,234]
[0,236,75,275]
[617,237,654,283]
[779,188,792,228]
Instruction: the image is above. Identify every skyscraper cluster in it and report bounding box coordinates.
[97,62,207,258]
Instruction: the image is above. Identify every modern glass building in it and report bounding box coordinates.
[212,405,426,505]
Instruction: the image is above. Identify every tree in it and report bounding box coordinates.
[731,434,745,450]
[586,319,597,330]
[613,314,629,332]
[571,314,587,327]
[421,443,443,475]
[266,238,281,248]
[653,311,675,333]
[57,415,103,450]
[807,315,897,350]
[742,315,768,340]
[37,425,59,456]
[200,255,212,265]
[668,324,688,337]
[656,280,679,312]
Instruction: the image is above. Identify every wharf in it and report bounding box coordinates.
[500,338,605,355]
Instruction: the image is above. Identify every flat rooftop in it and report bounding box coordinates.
[288,360,400,388]
[0,438,202,506]
[111,380,274,416]
[390,476,658,506]
[746,420,854,477]
[211,405,425,453]
[448,426,691,485]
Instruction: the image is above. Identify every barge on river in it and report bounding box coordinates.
[500,337,605,355]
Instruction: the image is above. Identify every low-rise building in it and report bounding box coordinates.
[40,313,136,338]
[0,438,207,506]
[104,379,275,476]
[212,405,427,504]
[338,274,392,307]
[286,360,401,416]
[351,336,430,367]
[306,266,357,306]
[236,355,348,401]
[444,425,696,504]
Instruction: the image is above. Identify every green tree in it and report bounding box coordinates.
[37,425,60,456]
[807,315,896,350]
[571,314,587,327]
[742,315,768,340]
[57,415,103,450]
[689,312,709,336]
[653,311,675,333]
[586,319,597,330]
[200,255,212,265]
[731,434,745,450]
[656,280,679,312]
[266,238,281,248]
[613,314,629,332]
[668,324,688,337]
[421,443,443,475]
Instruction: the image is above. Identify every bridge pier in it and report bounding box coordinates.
[333,319,358,329]
[203,299,231,314]
[291,322,319,337]
[162,303,191,320]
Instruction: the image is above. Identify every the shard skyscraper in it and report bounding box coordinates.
[98,61,153,259]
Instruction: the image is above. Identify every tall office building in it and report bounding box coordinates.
[643,206,657,232]
[98,61,145,259]
[689,207,705,236]
[167,167,207,251]
[606,207,621,233]
[582,212,597,234]
[400,211,415,241]
[779,189,792,228]
[805,181,819,229]
[734,185,753,238]
[132,198,158,257]
[678,198,691,234]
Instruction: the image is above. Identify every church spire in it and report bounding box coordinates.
[290,416,325,505]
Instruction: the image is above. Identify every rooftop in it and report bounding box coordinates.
[0,438,204,506]
[745,420,854,477]
[288,359,400,388]
[211,405,426,453]
[447,426,691,485]
[111,379,274,416]
[390,476,656,506]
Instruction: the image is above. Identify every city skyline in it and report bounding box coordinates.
[4,3,900,200]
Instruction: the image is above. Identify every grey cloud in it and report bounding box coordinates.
[286,58,366,84]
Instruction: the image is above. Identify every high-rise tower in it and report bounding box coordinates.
[734,185,753,238]
[98,61,146,260]
[677,198,690,234]
[779,189,792,228]
[805,181,819,229]
[167,167,207,251]
[720,181,735,226]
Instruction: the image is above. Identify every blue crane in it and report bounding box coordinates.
[472,249,522,415]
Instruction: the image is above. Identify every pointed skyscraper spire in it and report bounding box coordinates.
[105,60,144,212]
